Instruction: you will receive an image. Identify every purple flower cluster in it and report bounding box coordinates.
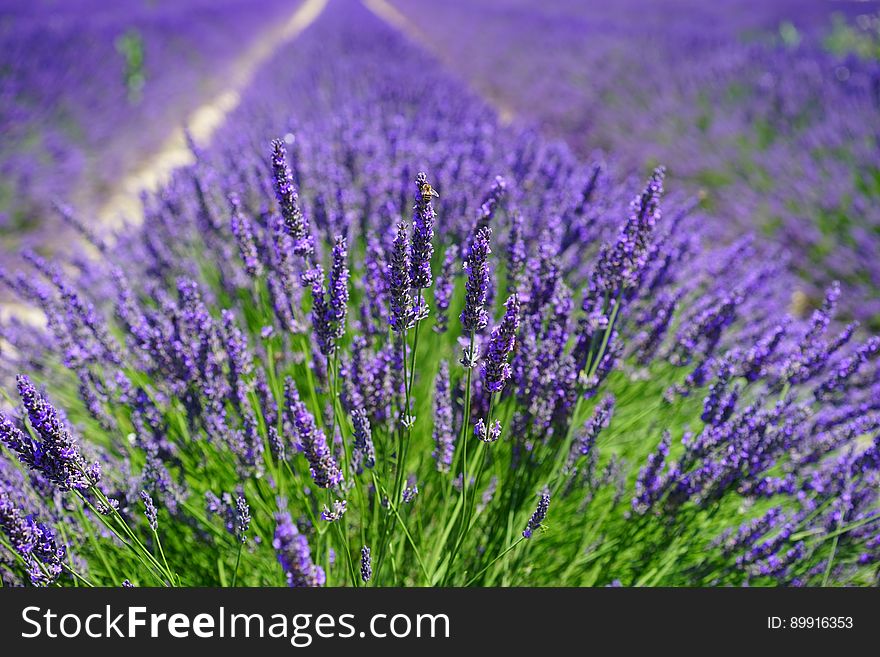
[410,172,437,290]
[474,418,502,444]
[271,139,314,258]
[523,487,550,539]
[286,382,344,489]
[205,490,250,543]
[0,376,98,491]
[0,490,65,586]
[483,295,520,393]
[388,222,416,333]
[360,545,372,583]
[140,491,158,532]
[304,235,350,358]
[431,361,455,472]
[460,227,492,367]
[274,510,325,588]
[1,0,880,588]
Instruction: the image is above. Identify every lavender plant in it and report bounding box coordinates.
[1,0,879,588]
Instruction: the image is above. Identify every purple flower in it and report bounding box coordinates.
[268,426,286,461]
[476,175,507,229]
[402,477,419,504]
[140,491,158,532]
[741,322,787,382]
[410,172,436,290]
[288,383,344,489]
[6,375,97,491]
[591,167,665,297]
[273,510,325,587]
[814,337,880,401]
[483,294,520,392]
[303,235,349,358]
[432,361,455,473]
[205,490,250,543]
[523,487,550,539]
[460,226,492,336]
[388,222,416,333]
[235,495,251,543]
[567,394,614,468]
[632,431,671,514]
[360,545,372,583]
[0,490,65,586]
[229,193,263,278]
[221,309,254,408]
[474,418,502,443]
[506,210,527,296]
[363,237,389,335]
[701,357,740,427]
[351,408,375,471]
[270,139,313,258]
[321,499,347,522]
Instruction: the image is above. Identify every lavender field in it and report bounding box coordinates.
[0,0,879,588]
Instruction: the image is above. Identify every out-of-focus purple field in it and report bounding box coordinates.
[1,0,880,590]
[394,0,880,323]
[0,0,299,240]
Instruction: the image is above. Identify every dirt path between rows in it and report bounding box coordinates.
[1,0,328,326]
[361,0,516,125]
[97,0,329,228]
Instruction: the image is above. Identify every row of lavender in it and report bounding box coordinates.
[1,0,878,586]
[391,0,880,325]
[0,0,300,241]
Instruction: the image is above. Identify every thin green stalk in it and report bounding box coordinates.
[464,537,525,587]
[64,564,96,587]
[392,329,411,506]
[231,541,244,587]
[443,332,476,583]
[822,535,839,587]
[459,394,495,550]
[371,472,431,584]
[81,501,167,586]
[153,529,174,585]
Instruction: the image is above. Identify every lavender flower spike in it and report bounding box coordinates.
[474,418,502,443]
[432,361,455,472]
[0,490,65,586]
[483,294,520,392]
[360,546,372,583]
[410,172,436,290]
[140,491,158,532]
[632,431,671,514]
[229,193,263,278]
[270,138,313,258]
[274,510,325,587]
[477,175,507,229]
[11,375,97,491]
[321,499,347,522]
[460,226,492,335]
[304,235,350,358]
[235,495,251,543]
[289,385,344,489]
[351,408,375,470]
[388,222,416,333]
[523,487,551,539]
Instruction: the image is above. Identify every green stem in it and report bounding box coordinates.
[231,542,244,587]
[822,535,839,587]
[464,537,525,587]
[371,473,431,584]
[443,332,476,584]
[460,394,495,550]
